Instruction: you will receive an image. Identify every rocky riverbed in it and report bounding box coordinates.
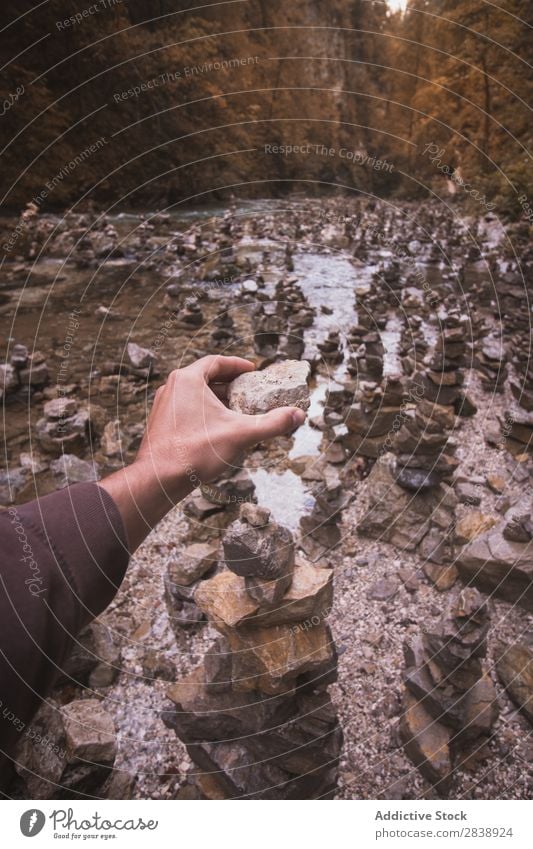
[1,197,531,799]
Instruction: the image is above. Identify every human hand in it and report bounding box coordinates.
[99,355,306,551]
[136,354,306,494]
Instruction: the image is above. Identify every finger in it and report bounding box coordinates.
[193,354,255,384]
[240,407,306,446]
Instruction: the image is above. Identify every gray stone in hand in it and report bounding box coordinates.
[228,360,311,414]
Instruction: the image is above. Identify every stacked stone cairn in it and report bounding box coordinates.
[317,330,343,366]
[474,335,508,394]
[164,504,342,799]
[400,588,498,794]
[394,308,472,488]
[1,343,49,401]
[299,470,351,559]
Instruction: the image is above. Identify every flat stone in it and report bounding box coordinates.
[228,360,311,414]
[195,559,333,629]
[43,397,78,420]
[227,622,335,695]
[486,473,506,494]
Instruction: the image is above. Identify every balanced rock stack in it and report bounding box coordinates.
[317,330,343,366]
[400,588,498,793]
[346,328,384,381]
[393,310,471,487]
[1,343,49,400]
[164,504,342,799]
[253,302,283,359]
[474,335,508,394]
[343,375,406,460]
[210,311,235,349]
[299,471,351,558]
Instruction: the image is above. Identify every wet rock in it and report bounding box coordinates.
[228,360,311,414]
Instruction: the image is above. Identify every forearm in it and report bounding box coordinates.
[0,483,129,771]
[98,461,194,553]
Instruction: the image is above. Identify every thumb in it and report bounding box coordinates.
[241,406,306,445]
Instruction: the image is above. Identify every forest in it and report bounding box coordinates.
[1,1,531,214]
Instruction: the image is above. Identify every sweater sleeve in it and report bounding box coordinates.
[0,482,129,773]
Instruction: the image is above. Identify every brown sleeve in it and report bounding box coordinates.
[0,482,129,776]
